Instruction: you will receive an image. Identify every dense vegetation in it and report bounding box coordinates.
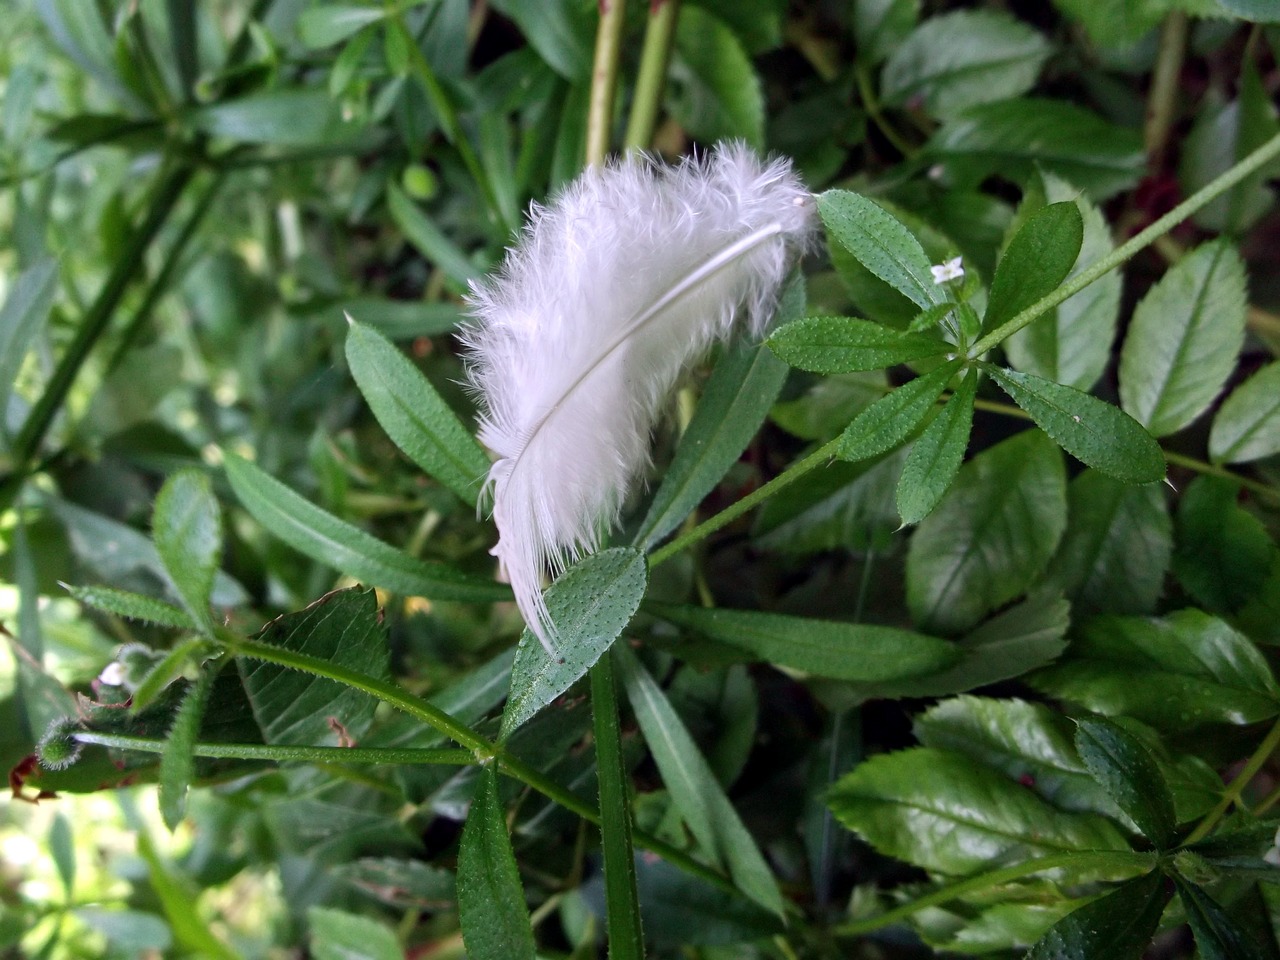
[3,1,1280,957]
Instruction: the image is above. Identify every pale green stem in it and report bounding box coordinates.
[73,731,471,766]
[1183,716,1280,845]
[1144,11,1187,169]
[586,0,628,166]
[624,0,680,151]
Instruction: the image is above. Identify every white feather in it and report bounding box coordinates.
[461,143,813,654]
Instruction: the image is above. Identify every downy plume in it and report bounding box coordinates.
[461,143,814,654]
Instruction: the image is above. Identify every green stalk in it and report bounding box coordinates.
[624,0,680,151]
[5,160,194,489]
[836,851,1156,937]
[1144,11,1188,170]
[73,731,471,766]
[1183,716,1280,845]
[969,129,1280,358]
[586,0,628,166]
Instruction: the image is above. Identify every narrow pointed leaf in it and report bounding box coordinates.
[457,766,537,960]
[767,316,949,373]
[385,184,477,292]
[838,359,962,462]
[224,453,506,603]
[1119,240,1247,437]
[984,201,1083,334]
[0,257,58,415]
[1026,869,1169,960]
[617,648,785,917]
[1176,877,1269,960]
[499,548,647,739]
[152,470,221,636]
[345,319,489,506]
[896,369,976,524]
[309,908,401,960]
[1075,718,1177,849]
[1209,362,1280,464]
[649,603,959,682]
[65,584,196,631]
[159,666,216,831]
[636,336,790,551]
[818,191,946,309]
[986,366,1165,484]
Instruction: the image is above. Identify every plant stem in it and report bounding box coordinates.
[590,651,645,959]
[855,63,915,159]
[835,851,1156,937]
[1144,11,1187,170]
[73,731,471,766]
[1183,716,1280,845]
[624,0,680,151]
[4,160,194,489]
[970,130,1280,358]
[586,0,628,166]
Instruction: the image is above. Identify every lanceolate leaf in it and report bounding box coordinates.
[907,430,1067,634]
[983,201,1083,335]
[838,359,962,462]
[767,315,949,373]
[152,470,222,636]
[499,548,647,739]
[828,747,1129,877]
[986,366,1165,484]
[159,666,216,831]
[65,584,196,631]
[457,766,537,960]
[345,319,489,506]
[0,257,58,416]
[1209,362,1280,464]
[1119,240,1247,437]
[1176,876,1269,960]
[224,453,506,603]
[617,648,785,918]
[649,603,959,682]
[818,191,947,310]
[1074,718,1177,849]
[895,369,976,524]
[1026,870,1169,960]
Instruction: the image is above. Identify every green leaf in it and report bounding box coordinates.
[1176,876,1270,960]
[1047,470,1172,616]
[649,603,959,682]
[1026,869,1169,960]
[73,909,172,955]
[839,359,963,462]
[852,0,918,65]
[1218,0,1280,19]
[239,588,390,746]
[907,430,1067,634]
[152,469,221,636]
[881,10,1050,119]
[1075,717,1177,848]
[617,647,785,917]
[385,183,479,293]
[136,831,238,960]
[158,666,215,831]
[1006,174,1123,392]
[457,766,537,960]
[1173,476,1274,614]
[635,335,792,550]
[191,89,366,147]
[767,316,948,373]
[345,319,489,506]
[671,6,765,149]
[827,747,1128,876]
[224,453,505,603]
[915,696,1122,821]
[309,907,401,960]
[49,813,75,894]
[896,368,976,524]
[296,6,385,48]
[753,447,905,554]
[64,584,196,630]
[986,366,1166,484]
[1031,609,1280,730]
[928,99,1145,200]
[487,0,592,78]
[0,257,58,418]
[984,202,1083,335]
[818,191,947,310]
[1119,240,1248,437]
[770,371,887,442]
[499,548,647,738]
[1210,362,1280,464]
[332,858,456,909]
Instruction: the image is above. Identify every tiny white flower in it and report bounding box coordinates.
[931,257,964,284]
[98,661,126,686]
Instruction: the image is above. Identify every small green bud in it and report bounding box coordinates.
[36,718,83,771]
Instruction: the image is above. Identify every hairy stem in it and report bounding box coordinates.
[73,732,471,766]
[624,0,680,151]
[1183,716,1280,845]
[586,0,628,166]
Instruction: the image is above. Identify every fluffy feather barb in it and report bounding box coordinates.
[462,143,813,653]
